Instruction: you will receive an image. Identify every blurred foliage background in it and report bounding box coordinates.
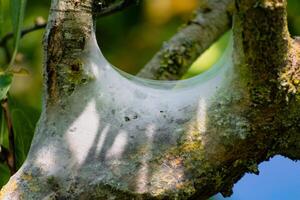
[0,0,300,194]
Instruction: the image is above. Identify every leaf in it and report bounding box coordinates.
[0,107,9,150]
[0,109,6,145]
[8,96,40,168]
[0,73,12,101]
[0,163,10,188]
[0,0,4,37]
[0,109,9,188]
[9,0,27,67]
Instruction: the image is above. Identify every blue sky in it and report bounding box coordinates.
[216,156,300,200]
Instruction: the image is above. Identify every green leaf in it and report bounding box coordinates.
[9,0,27,67]
[8,96,39,168]
[0,109,9,188]
[0,163,10,188]
[0,0,4,37]
[0,109,6,145]
[0,73,12,101]
[0,107,9,149]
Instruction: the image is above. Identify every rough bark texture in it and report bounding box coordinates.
[138,0,234,80]
[44,0,95,106]
[1,0,300,199]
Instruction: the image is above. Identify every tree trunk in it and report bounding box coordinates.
[1,0,300,199]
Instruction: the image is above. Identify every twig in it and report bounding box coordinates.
[95,0,139,17]
[0,23,46,48]
[0,0,138,48]
[1,99,16,175]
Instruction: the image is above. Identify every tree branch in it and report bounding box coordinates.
[138,0,234,80]
[0,0,138,54]
[1,0,300,199]
[277,37,300,159]
[0,18,46,63]
[94,0,139,17]
[0,21,46,48]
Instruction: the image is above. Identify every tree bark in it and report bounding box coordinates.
[1,0,300,199]
[138,0,234,80]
